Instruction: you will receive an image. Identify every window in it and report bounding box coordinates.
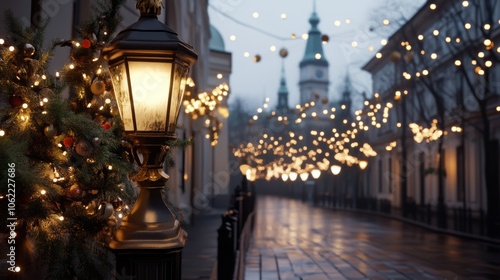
[388,157,392,193]
[379,159,383,193]
[419,152,425,205]
[457,146,465,201]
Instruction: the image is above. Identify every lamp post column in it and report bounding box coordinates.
[112,140,186,279]
[103,1,198,278]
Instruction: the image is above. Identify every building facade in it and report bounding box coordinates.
[362,0,500,236]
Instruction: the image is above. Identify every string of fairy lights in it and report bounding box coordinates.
[183,79,230,147]
[230,0,500,182]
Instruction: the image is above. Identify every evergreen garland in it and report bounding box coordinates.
[0,0,139,279]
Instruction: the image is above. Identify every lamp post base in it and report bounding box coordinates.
[114,248,182,280]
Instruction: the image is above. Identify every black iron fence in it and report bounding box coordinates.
[217,182,256,280]
[311,192,495,240]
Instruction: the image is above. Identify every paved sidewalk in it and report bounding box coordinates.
[182,195,231,280]
[245,196,500,280]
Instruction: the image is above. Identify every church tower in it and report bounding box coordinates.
[276,62,289,114]
[299,1,329,104]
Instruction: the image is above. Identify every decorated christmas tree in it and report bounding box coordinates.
[0,1,138,279]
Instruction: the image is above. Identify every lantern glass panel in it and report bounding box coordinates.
[168,63,189,134]
[109,63,134,131]
[128,61,172,132]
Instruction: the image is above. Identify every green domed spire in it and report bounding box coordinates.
[276,61,289,113]
[209,25,225,52]
[300,1,328,67]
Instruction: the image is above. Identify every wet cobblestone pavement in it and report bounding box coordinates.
[245,196,500,280]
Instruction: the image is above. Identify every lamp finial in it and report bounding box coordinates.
[136,0,163,15]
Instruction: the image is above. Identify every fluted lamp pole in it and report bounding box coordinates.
[103,1,197,279]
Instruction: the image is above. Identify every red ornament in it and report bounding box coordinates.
[8,96,23,108]
[81,39,91,49]
[101,122,111,131]
[63,137,74,147]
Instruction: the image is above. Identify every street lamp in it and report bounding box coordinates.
[103,1,197,279]
[330,164,341,175]
[359,160,368,170]
[281,173,289,182]
[247,168,257,182]
[299,172,309,182]
[311,168,321,179]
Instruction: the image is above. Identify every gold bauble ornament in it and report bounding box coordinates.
[90,79,106,95]
[390,51,402,62]
[279,48,288,58]
[321,34,329,44]
[66,183,85,199]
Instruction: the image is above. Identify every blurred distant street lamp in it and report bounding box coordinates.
[299,172,309,182]
[359,160,368,170]
[299,172,309,202]
[248,169,256,182]
[281,173,289,182]
[103,1,197,278]
[330,164,342,175]
[311,168,321,179]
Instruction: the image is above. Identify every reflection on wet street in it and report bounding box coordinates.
[245,196,500,280]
